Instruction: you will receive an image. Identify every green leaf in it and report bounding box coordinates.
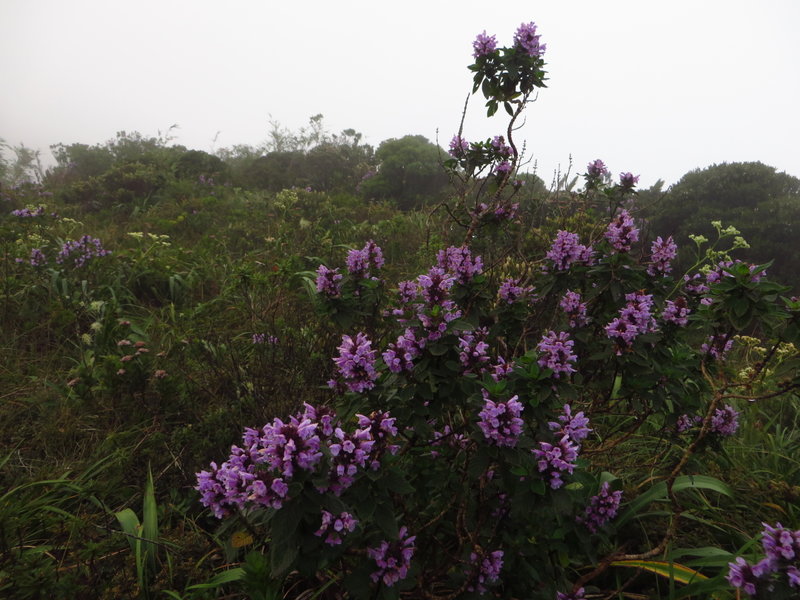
[186,567,245,590]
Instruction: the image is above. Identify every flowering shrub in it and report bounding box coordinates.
[194,20,800,600]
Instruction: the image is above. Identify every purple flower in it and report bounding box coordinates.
[513,22,546,58]
[662,297,690,327]
[711,404,739,436]
[315,510,358,546]
[604,210,639,252]
[473,30,497,58]
[26,247,47,267]
[315,264,342,297]
[556,589,585,600]
[648,236,678,276]
[727,557,758,595]
[467,549,504,594]
[329,332,379,393]
[252,333,278,345]
[701,334,734,361]
[346,240,384,279]
[546,230,595,272]
[559,290,589,328]
[11,205,45,217]
[491,135,512,157]
[537,331,577,378]
[498,278,533,304]
[324,426,375,494]
[619,172,640,190]
[436,246,483,285]
[458,327,490,374]
[449,134,469,158]
[397,280,418,303]
[383,327,425,373]
[494,160,512,175]
[548,404,592,444]
[578,482,623,533]
[477,390,525,447]
[586,159,609,179]
[56,235,111,268]
[533,434,579,489]
[367,526,416,587]
[605,292,657,353]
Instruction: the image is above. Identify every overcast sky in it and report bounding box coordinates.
[1,0,798,188]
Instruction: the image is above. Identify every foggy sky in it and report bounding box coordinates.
[1,0,798,187]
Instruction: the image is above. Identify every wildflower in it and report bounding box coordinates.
[727,557,759,595]
[560,290,589,328]
[56,235,111,268]
[477,390,525,447]
[537,331,577,378]
[701,334,734,360]
[662,297,690,327]
[605,292,657,353]
[315,510,358,546]
[711,404,739,436]
[619,172,640,190]
[533,434,579,489]
[604,210,639,252]
[346,240,384,279]
[578,482,623,533]
[494,160,512,175]
[329,332,379,393]
[514,22,546,57]
[546,230,595,272]
[648,236,678,275]
[153,369,168,379]
[586,159,609,179]
[458,327,490,374]
[436,246,483,285]
[383,328,425,373]
[548,404,592,444]
[556,588,586,600]
[498,278,533,304]
[367,526,416,587]
[473,31,497,58]
[467,549,504,594]
[449,135,469,158]
[491,136,512,157]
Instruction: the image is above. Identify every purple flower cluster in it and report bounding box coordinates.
[662,297,691,327]
[382,327,425,373]
[17,247,47,267]
[498,278,534,304]
[467,549,504,594]
[473,31,497,58]
[490,356,515,381]
[458,327,490,374]
[329,332,379,393]
[604,210,639,252]
[367,526,416,587]
[728,522,800,595]
[701,334,734,360]
[477,390,525,447]
[711,404,740,436]
[314,510,358,546]
[436,245,483,284]
[676,413,701,434]
[536,330,578,378]
[619,172,640,190]
[578,481,623,533]
[534,404,591,489]
[11,205,45,217]
[647,236,678,275]
[449,134,469,158]
[56,235,111,268]
[605,292,657,353]
[546,230,595,272]
[315,265,342,297]
[513,21,546,58]
[560,290,589,328]
[416,267,463,340]
[706,260,767,285]
[346,240,384,279]
[491,135,512,157]
[196,411,324,517]
[252,333,278,345]
[586,159,609,179]
[494,161,512,175]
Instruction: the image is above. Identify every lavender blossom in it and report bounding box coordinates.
[56,235,111,268]
[604,210,639,252]
[382,327,425,373]
[315,264,342,297]
[605,292,657,353]
[367,526,416,587]
[324,426,375,494]
[26,248,47,267]
[711,404,740,436]
[315,510,358,546]
[662,297,690,327]
[11,205,45,217]
[346,240,384,279]
[477,391,525,447]
[578,482,623,533]
[548,404,592,444]
[491,135,512,157]
[498,278,533,304]
[513,22,546,58]
[701,334,734,361]
[449,134,469,158]
[467,549,504,594]
[536,331,578,378]
[619,172,640,190]
[329,332,379,393]
[586,159,609,179]
[473,31,497,58]
[546,230,595,272]
[436,246,483,285]
[458,327,490,374]
[556,588,586,600]
[559,290,589,327]
[727,556,759,595]
[648,236,678,276]
[533,434,580,489]
[494,160,512,175]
